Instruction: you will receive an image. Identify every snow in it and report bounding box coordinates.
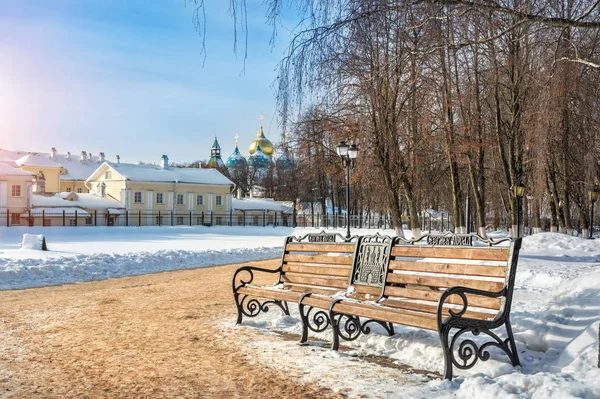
[0,228,598,398]
[0,161,34,176]
[15,153,63,168]
[231,197,292,212]
[20,234,46,250]
[32,192,124,210]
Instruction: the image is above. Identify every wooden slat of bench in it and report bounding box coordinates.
[384,286,502,310]
[332,302,438,331]
[388,260,506,278]
[387,272,504,292]
[282,264,351,277]
[280,273,349,289]
[237,286,301,303]
[284,253,354,265]
[353,285,383,296]
[391,246,509,261]
[284,284,345,296]
[380,298,497,320]
[286,243,355,253]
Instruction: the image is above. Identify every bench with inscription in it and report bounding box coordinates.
[297,232,522,380]
[232,231,358,324]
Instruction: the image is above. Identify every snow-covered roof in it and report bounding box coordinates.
[93,162,234,186]
[232,198,292,212]
[16,153,63,168]
[23,208,91,217]
[32,193,125,210]
[0,161,35,177]
[0,148,110,181]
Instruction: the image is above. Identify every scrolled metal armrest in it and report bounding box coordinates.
[437,286,506,329]
[232,265,281,293]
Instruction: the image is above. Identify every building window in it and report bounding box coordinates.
[216,216,223,226]
[176,216,184,225]
[11,185,21,197]
[85,217,93,226]
[105,171,112,179]
[10,213,21,225]
[100,183,106,198]
[196,195,204,206]
[176,194,184,206]
[156,192,164,205]
[69,220,77,227]
[134,191,143,204]
[77,188,82,193]
[216,195,223,206]
[66,187,72,193]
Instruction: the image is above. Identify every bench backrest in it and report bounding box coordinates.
[381,234,521,320]
[277,231,359,296]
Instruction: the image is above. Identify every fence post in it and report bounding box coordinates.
[263,211,266,227]
[230,209,233,226]
[171,211,174,226]
[209,211,213,226]
[125,210,129,226]
[274,212,277,227]
[189,211,192,226]
[6,209,9,227]
[63,210,66,226]
[74,210,77,226]
[158,211,161,226]
[138,211,141,226]
[42,209,45,227]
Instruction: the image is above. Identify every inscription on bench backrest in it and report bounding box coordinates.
[307,233,337,243]
[426,234,472,246]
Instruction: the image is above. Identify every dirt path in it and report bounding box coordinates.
[0,260,344,398]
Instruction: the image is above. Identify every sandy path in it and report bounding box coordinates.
[0,260,344,398]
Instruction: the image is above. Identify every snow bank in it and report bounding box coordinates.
[20,234,47,251]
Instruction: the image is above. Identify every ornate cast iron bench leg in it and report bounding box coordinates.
[298,293,331,345]
[329,299,395,351]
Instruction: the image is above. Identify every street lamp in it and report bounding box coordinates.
[588,184,598,239]
[336,140,358,238]
[513,184,525,237]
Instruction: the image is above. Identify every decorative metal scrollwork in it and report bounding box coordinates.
[303,307,331,333]
[447,327,518,370]
[238,295,289,318]
[332,313,395,344]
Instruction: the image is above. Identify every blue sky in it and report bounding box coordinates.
[0,0,293,163]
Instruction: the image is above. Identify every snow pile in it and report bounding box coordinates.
[20,234,47,251]
[0,246,282,290]
[238,232,600,398]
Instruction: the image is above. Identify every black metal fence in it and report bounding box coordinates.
[0,209,294,228]
[296,212,451,232]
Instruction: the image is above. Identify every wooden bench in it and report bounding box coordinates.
[232,231,358,324]
[298,232,522,380]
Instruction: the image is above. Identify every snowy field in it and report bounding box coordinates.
[1,227,599,398]
[0,226,393,290]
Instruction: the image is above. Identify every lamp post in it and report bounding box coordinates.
[513,184,525,237]
[336,140,358,239]
[588,185,598,239]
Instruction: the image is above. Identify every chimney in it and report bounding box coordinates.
[160,154,169,169]
[88,152,92,162]
[33,171,46,194]
[237,187,242,199]
[80,151,87,163]
[99,152,105,163]
[116,155,120,164]
[66,151,71,161]
[50,147,57,160]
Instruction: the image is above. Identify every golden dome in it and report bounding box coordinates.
[248,127,274,156]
